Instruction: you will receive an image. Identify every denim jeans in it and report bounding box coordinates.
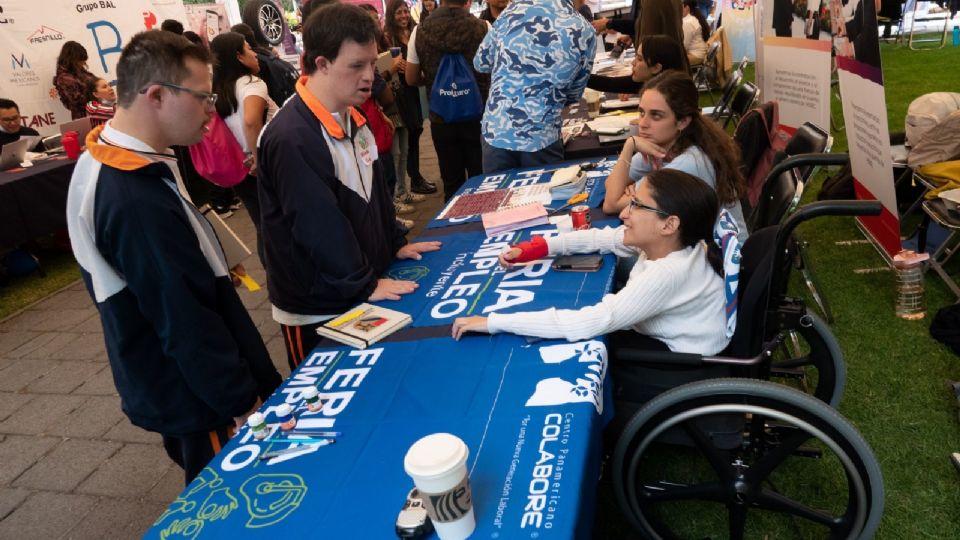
[391,127,409,198]
[481,138,565,175]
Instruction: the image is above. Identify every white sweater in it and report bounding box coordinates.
[486,227,730,355]
[683,14,708,63]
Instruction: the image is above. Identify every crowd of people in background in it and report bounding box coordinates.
[6,0,722,234]
[0,0,750,485]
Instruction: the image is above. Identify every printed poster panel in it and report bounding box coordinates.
[146,337,612,538]
[0,0,186,135]
[183,3,232,46]
[831,0,899,256]
[721,0,757,62]
[755,0,832,132]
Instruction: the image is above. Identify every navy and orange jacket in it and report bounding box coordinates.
[65,124,281,436]
[257,79,407,317]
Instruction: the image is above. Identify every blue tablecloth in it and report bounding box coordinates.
[146,333,613,539]
[146,166,620,539]
[381,228,616,330]
[427,158,615,230]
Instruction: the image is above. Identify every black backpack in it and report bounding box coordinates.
[256,51,298,107]
[817,162,855,201]
[931,303,960,357]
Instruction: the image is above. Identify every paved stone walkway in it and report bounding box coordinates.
[0,130,446,539]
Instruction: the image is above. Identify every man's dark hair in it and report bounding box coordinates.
[230,23,259,51]
[441,0,468,6]
[115,30,211,108]
[301,0,339,23]
[0,98,18,111]
[161,19,184,35]
[302,3,377,75]
[183,30,204,47]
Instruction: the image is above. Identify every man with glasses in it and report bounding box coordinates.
[65,30,281,485]
[0,98,44,151]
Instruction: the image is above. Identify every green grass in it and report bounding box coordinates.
[597,42,960,538]
[2,37,960,539]
[787,42,960,538]
[0,249,80,321]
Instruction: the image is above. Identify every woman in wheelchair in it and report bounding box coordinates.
[602,70,749,243]
[452,168,730,357]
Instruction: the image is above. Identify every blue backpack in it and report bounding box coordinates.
[429,53,482,123]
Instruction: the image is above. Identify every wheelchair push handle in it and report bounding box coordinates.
[766,152,850,183]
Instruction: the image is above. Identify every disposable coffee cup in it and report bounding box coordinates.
[404,433,475,539]
[584,90,600,119]
[390,47,402,57]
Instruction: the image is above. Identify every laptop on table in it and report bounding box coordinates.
[60,117,93,148]
[0,138,29,170]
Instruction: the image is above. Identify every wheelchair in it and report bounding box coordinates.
[609,200,885,539]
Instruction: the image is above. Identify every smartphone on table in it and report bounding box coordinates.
[551,255,603,272]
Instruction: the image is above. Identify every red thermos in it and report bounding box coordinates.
[62,131,81,159]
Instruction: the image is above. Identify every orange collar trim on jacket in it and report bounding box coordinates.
[294,76,367,140]
[85,124,177,171]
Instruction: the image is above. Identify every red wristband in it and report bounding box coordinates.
[510,236,549,263]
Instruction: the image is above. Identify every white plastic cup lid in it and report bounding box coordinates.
[404,433,468,480]
[247,412,265,427]
[276,403,293,416]
[302,386,319,399]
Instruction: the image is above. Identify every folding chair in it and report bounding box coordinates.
[722,81,760,129]
[910,161,960,300]
[878,0,906,43]
[750,123,839,321]
[784,122,834,180]
[692,41,721,94]
[735,55,749,74]
[703,70,742,120]
[906,1,951,50]
[916,194,960,299]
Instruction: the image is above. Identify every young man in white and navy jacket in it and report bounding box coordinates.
[257,3,441,370]
[65,30,281,485]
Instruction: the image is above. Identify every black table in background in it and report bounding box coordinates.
[563,95,633,160]
[0,156,76,251]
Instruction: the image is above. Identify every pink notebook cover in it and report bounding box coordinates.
[481,203,548,235]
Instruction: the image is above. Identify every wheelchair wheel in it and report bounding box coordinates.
[613,378,883,540]
[770,312,846,407]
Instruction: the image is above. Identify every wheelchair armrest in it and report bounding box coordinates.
[616,348,706,366]
[614,337,782,369]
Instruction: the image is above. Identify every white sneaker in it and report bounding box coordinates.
[400,192,427,204]
[396,217,414,229]
[395,200,415,215]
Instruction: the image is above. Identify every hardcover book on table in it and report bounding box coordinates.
[315,303,412,349]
